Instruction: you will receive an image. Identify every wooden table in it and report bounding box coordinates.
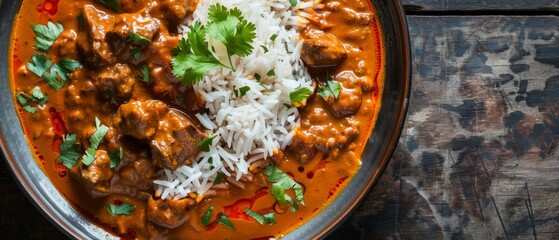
[2,0,559,239]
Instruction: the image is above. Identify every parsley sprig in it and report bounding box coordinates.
[171,4,256,85]
[28,54,82,91]
[31,21,63,52]
[82,117,109,165]
[264,165,305,212]
[16,86,49,113]
[57,134,82,169]
[105,202,135,215]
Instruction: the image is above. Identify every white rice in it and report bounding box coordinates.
[154,0,314,200]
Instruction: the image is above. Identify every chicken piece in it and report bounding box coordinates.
[94,63,136,101]
[301,29,347,67]
[147,197,195,228]
[76,5,116,68]
[113,100,169,140]
[70,150,114,198]
[149,110,206,170]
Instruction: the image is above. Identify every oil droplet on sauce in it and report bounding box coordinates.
[36,0,60,16]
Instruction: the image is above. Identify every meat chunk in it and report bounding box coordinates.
[113,100,169,140]
[70,150,114,198]
[301,30,347,67]
[111,148,158,199]
[150,0,198,27]
[323,71,363,117]
[147,197,194,228]
[94,63,136,101]
[76,5,116,68]
[149,110,206,170]
[106,11,161,55]
[290,102,359,162]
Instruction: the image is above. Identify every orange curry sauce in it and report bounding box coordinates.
[9,0,384,239]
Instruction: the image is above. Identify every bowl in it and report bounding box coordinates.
[0,0,410,238]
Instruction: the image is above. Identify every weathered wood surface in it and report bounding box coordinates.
[402,0,559,11]
[2,12,559,240]
[331,16,559,239]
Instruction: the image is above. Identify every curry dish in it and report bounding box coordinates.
[9,0,384,239]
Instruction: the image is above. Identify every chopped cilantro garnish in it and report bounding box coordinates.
[201,205,214,227]
[260,45,269,53]
[217,212,235,230]
[140,64,151,82]
[15,86,49,113]
[289,87,312,105]
[57,134,82,169]
[213,172,225,184]
[28,54,52,77]
[318,81,341,100]
[31,21,63,52]
[234,86,250,97]
[244,208,276,225]
[109,147,123,168]
[171,4,256,85]
[105,202,135,215]
[16,93,36,113]
[283,103,292,109]
[290,0,298,7]
[270,34,278,41]
[197,135,216,152]
[264,165,305,212]
[266,69,275,77]
[130,48,141,60]
[96,0,121,12]
[28,54,82,91]
[129,32,151,45]
[254,73,261,82]
[82,117,109,166]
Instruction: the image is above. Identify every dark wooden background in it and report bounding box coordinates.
[2,0,559,239]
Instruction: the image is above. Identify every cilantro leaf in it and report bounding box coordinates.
[201,205,214,227]
[28,54,52,77]
[260,45,269,53]
[244,208,264,224]
[16,93,37,113]
[266,69,275,77]
[140,64,151,82]
[270,34,278,41]
[171,5,256,85]
[40,58,82,91]
[105,202,135,215]
[96,0,121,12]
[262,212,276,225]
[57,134,82,169]
[31,86,49,106]
[290,87,312,105]
[31,21,64,52]
[197,135,216,152]
[290,0,298,7]
[243,208,276,225]
[318,81,341,100]
[16,87,49,113]
[129,32,151,45]
[217,213,235,230]
[109,147,123,168]
[171,22,224,84]
[82,117,109,165]
[234,86,250,97]
[130,48,141,60]
[213,172,225,184]
[264,165,305,209]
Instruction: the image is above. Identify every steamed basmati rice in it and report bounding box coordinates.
[154,0,314,200]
